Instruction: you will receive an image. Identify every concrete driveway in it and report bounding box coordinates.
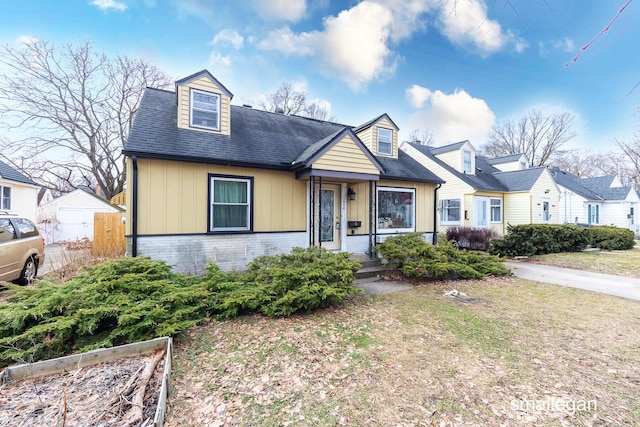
[40,244,90,276]
[506,261,640,302]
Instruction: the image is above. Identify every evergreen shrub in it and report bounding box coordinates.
[589,226,635,250]
[489,224,590,257]
[376,232,510,280]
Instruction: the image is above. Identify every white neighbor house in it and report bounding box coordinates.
[550,167,640,233]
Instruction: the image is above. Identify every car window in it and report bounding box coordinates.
[13,218,39,238]
[0,218,17,242]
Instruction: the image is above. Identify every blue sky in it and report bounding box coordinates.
[1,0,639,151]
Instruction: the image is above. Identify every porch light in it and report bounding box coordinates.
[348,187,356,201]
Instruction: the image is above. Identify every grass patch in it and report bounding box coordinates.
[528,247,640,278]
[168,278,640,426]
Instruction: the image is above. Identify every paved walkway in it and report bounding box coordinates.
[355,278,412,294]
[506,261,640,302]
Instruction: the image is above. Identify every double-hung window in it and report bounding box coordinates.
[376,187,415,233]
[490,198,502,222]
[440,199,461,224]
[0,186,11,210]
[209,175,252,232]
[377,128,392,155]
[191,89,220,130]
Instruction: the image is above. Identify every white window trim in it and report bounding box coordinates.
[376,186,416,234]
[209,176,252,232]
[377,128,393,156]
[490,197,502,223]
[190,88,221,131]
[0,185,11,211]
[440,198,461,225]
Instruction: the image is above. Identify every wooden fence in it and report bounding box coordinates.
[93,212,126,256]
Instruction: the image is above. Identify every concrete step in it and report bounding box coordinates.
[355,265,388,280]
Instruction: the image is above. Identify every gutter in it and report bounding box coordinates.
[433,183,441,245]
[132,156,138,257]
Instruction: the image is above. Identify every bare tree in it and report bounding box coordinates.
[260,82,334,121]
[0,39,172,199]
[615,137,640,188]
[405,128,434,146]
[482,109,577,166]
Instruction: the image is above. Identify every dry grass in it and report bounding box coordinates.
[167,277,640,426]
[526,247,640,278]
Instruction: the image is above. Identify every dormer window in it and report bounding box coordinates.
[190,89,220,131]
[377,128,392,155]
[463,150,472,173]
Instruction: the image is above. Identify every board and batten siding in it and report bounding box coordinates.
[355,117,399,159]
[313,134,381,175]
[177,75,232,136]
[378,179,436,233]
[126,158,306,235]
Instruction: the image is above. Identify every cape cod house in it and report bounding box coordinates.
[401,141,560,235]
[0,159,39,222]
[122,70,443,272]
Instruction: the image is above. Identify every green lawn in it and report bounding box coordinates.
[167,277,640,426]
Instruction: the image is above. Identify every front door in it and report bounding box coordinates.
[542,199,550,223]
[319,184,341,250]
[474,196,489,227]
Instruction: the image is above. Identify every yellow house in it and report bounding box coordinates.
[122,70,443,272]
[402,141,560,236]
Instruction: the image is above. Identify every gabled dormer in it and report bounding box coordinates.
[353,113,399,159]
[176,70,234,136]
[430,140,476,175]
[486,153,529,172]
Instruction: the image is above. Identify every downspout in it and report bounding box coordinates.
[131,156,138,257]
[433,183,441,245]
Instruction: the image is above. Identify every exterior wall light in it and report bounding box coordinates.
[348,187,356,201]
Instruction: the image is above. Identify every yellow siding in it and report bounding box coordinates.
[504,193,532,225]
[177,75,231,135]
[129,158,306,234]
[355,116,399,159]
[529,169,560,224]
[313,134,381,175]
[346,181,372,233]
[433,141,474,174]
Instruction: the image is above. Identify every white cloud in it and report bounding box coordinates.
[406,84,432,108]
[208,52,232,70]
[407,84,496,145]
[15,35,38,45]
[258,1,396,91]
[254,0,307,22]
[436,0,524,56]
[539,37,575,56]
[211,29,244,50]
[90,0,127,12]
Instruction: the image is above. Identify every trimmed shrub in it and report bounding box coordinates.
[376,232,510,280]
[0,248,362,367]
[488,224,591,257]
[589,226,635,250]
[445,226,498,251]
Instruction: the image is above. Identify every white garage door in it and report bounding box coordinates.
[57,207,104,243]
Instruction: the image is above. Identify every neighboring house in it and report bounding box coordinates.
[0,159,39,222]
[550,167,640,232]
[401,141,560,236]
[37,188,123,244]
[122,70,444,273]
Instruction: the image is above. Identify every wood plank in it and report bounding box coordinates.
[2,337,170,383]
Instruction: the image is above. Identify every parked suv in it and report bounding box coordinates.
[0,213,45,285]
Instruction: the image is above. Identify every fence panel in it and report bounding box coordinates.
[93,212,126,257]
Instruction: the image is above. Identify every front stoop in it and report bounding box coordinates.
[351,255,388,280]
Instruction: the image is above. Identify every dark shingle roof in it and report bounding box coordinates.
[430,140,469,155]
[352,113,399,133]
[0,159,37,186]
[548,167,602,200]
[486,154,525,165]
[124,88,442,183]
[409,143,506,191]
[493,167,545,191]
[580,176,634,200]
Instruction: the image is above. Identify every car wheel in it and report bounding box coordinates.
[18,257,38,285]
